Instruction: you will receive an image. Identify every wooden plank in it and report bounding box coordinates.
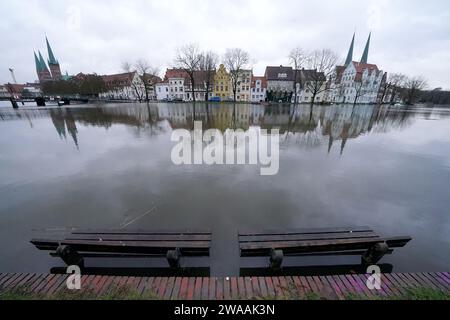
[32,239,211,249]
[66,233,212,242]
[237,277,246,298]
[47,275,67,296]
[343,275,367,298]
[71,229,211,235]
[306,276,319,293]
[230,277,239,299]
[202,277,210,300]
[258,276,268,297]
[1,273,23,288]
[426,272,449,290]
[216,277,224,300]
[380,274,403,296]
[194,277,203,300]
[239,226,373,236]
[331,275,349,297]
[239,231,379,243]
[272,277,283,298]
[280,277,291,298]
[4,273,26,289]
[35,274,55,294]
[420,273,447,291]
[251,277,261,298]
[244,277,253,299]
[158,276,168,298]
[15,273,36,289]
[433,273,450,288]
[186,277,195,300]
[164,277,175,299]
[325,276,345,300]
[223,278,231,300]
[208,277,216,300]
[171,277,182,300]
[240,237,410,254]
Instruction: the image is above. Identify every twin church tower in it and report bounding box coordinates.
[34,37,62,83]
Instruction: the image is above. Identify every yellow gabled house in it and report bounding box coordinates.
[213,64,231,100]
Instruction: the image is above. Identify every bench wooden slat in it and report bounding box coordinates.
[32,238,210,248]
[65,234,211,242]
[239,236,411,255]
[239,231,379,243]
[239,226,372,236]
[70,229,211,235]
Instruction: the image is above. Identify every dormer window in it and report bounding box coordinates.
[278,73,287,78]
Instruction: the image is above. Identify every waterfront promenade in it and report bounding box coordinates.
[0,272,448,300]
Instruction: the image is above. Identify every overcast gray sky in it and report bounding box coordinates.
[1,0,449,89]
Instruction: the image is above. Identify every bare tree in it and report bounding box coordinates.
[135,59,160,102]
[175,43,202,102]
[384,73,406,104]
[224,48,250,102]
[403,76,427,105]
[288,47,307,105]
[304,49,338,106]
[121,61,133,73]
[200,51,219,101]
[352,79,368,107]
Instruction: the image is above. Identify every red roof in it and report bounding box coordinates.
[251,76,267,89]
[101,72,136,86]
[164,68,189,81]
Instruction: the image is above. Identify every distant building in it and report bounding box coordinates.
[265,65,294,93]
[213,64,231,100]
[34,37,62,83]
[164,68,189,101]
[293,69,327,104]
[0,85,9,98]
[100,71,145,100]
[236,69,252,102]
[250,76,267,103]
[265,65,295,102]
[155,81,169,101]
[141,74,162,100]
[330,33,386,104]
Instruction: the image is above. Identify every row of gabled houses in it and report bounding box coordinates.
[149,33,386,104]
[10,32,387,104]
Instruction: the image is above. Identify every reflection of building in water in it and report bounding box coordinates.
[0,103,425,155]
[49,109,79,148]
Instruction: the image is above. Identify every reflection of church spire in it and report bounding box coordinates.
[65,109,79,149]
[328,135,333,154]
[50,109,66,139]
[340,137,347,155]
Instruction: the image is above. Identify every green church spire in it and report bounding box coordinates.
[344,33,355,66]
[34,51,42,72]
[46,36,58,65]
[38,51,50,73]
[360,33,371,64]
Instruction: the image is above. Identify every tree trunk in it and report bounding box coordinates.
[190,74,196,102]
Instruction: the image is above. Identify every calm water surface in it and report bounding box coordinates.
[0,102,449,276]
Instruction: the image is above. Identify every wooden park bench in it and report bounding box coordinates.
[31,229,211,269]
[239,226,411,269]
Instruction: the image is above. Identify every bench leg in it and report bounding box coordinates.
[361,242,389,265]
[166,248,181,268]
[55,245,84,268]
[269,249,284,270]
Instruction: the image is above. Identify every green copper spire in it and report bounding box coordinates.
[38,51,50,73]
[344,33,355,66]
[46,36,58,65]
[34,51,42,72]
[360,33,371,64]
